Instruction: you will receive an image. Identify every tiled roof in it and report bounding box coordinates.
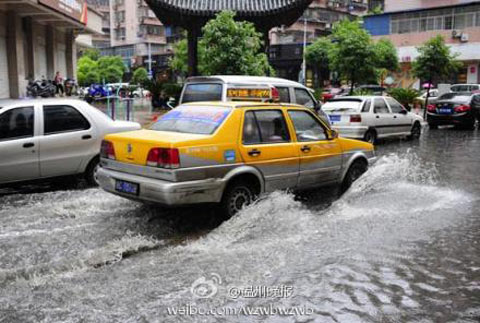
[146,0,312,16]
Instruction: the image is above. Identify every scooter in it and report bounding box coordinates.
[26,78,56,98]
[84,84,112,103]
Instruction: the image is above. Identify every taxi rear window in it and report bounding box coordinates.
[182,83,222,103]
[150,106,231,135]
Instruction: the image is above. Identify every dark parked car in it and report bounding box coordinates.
[426,92,480,129]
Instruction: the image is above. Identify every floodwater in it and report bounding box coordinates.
[0,127,479,322]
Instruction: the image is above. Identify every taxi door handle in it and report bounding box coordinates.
[248,149,261,157]
[393,116,397,118]
[82,135,92,140]
[301,145,311,153]
[23,142,34,148]
[376,115,380,118]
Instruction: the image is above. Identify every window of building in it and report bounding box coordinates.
[454,14,465,29]
[444,16,453,29]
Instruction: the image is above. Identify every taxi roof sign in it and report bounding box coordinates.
[227,87,279,102]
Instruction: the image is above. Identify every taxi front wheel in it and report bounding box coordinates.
[341,159,368,193]
[220,180,255,218]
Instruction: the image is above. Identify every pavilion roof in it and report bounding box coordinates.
[145,0,313,29]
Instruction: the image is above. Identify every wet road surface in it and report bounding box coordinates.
[0,127,479,322]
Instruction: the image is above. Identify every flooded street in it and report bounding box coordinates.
[1,127,479,322]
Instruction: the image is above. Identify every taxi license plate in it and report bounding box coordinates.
[438,108,452,114]
[329,115,341,122]
[115,180,139,195]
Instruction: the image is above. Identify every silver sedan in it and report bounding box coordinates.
[0,98,141,186]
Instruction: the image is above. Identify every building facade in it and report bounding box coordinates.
[86,0,111,48]
[269,0,369,86]
[0,0,101,99]
[364,0,480,88]
[91,0,181,75]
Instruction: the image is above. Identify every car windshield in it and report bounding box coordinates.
[437,92,471,102]
[150,106,232,135]
[322,100,362,112]
[182,83,223,103]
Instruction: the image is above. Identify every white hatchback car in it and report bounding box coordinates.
[0,99,141,186]
[322,96,423,143]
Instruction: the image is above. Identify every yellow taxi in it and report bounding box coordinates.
[97,101,375,217]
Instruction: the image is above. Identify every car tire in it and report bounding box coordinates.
[407,122,421,140]
[341,159,368,193]
[363,129,377,144]
[219,180,255,218]
[85,157,100,187]
[428,123,438,130]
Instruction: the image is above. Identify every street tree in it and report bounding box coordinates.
[412,35,461,117]
[328,19,377,94]
[81,48,101,61]
[169,11,274,76]
[374,38,399,86]
[169,37,206,77]
[97,56,126,83]
[305,37,332,88]
[200,11,274,76]
[77,56,99,86]
[131,67,149,86]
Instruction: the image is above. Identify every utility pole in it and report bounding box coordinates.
[302,16,307,85]
[148,42,152,79]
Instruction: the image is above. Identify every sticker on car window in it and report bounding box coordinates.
[152,107,232,135]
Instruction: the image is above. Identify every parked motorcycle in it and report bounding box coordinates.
[84,84,112,103]
[26,78,56,98]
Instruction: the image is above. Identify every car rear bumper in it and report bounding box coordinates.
[331,125,368,139]
[427,112,475,125]
[97,167,225,206]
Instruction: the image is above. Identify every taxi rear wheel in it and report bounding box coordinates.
[220,180,255,218]
[341,159,368,193]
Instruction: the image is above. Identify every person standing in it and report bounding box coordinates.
[54,71,64,96]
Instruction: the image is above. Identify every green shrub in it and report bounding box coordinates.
[388,88,420,108]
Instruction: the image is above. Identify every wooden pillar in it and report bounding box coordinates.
[187,28,198,77]
[261,28,271,76]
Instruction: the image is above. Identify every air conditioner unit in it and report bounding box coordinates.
[461,33,469,42]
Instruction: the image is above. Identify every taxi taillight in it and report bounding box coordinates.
[427,104,436,112]
[146,148,180,169]
[101,140,116,160]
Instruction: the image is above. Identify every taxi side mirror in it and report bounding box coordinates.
[329,129,339,140]
[399,109,408,115]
